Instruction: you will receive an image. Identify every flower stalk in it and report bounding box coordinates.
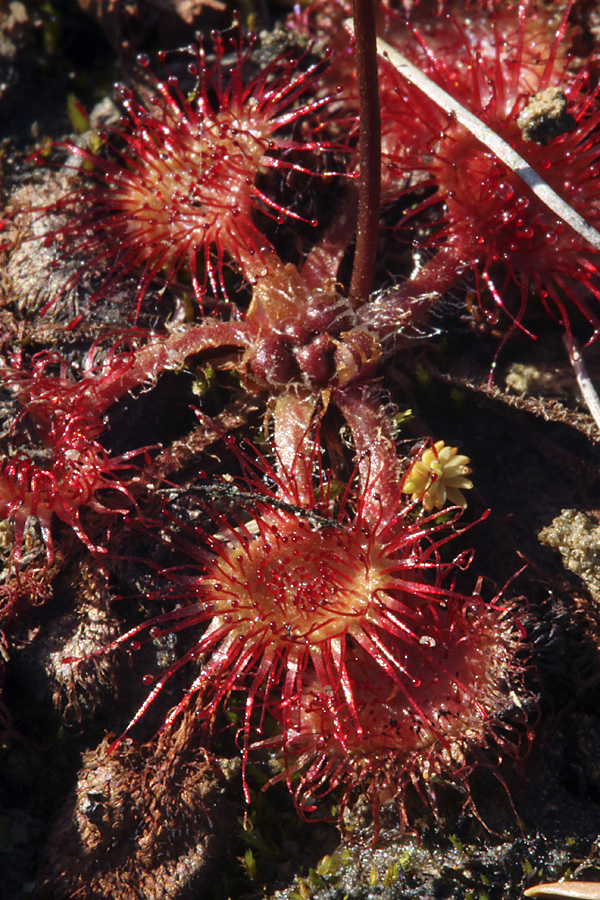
[347,3,381,306]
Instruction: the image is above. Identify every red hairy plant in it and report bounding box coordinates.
[361,1,600,347]
[271,590,523,828]
[94,428,522,819]
[0,351,149,567]
[387,0,574,101]
[23,34,339,320]
[376,0,569,198]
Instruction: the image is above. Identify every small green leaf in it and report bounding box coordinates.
[67,94,90,135]
[241,848,258,880]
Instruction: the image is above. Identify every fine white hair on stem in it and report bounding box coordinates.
[344,20,600,254]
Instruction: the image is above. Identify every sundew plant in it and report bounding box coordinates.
[1,1,600,898]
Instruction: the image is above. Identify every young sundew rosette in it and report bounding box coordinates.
[97,437,526,823]
[19,34,340,321]
[0,350,149,569]
[371,0,600,340]
[272,595,522,829]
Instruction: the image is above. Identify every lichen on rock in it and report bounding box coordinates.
[539,509,600,602]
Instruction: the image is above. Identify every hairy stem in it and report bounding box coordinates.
[91,322,249,413]
[334,383,402,528]
[272,390,320,505]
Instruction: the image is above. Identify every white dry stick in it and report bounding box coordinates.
[344,20,600,432]
[564,333,600,433]
[524,882,600,898]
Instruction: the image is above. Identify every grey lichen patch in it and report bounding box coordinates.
[517,87,576,145]
[504,362,574,401]
[3,178,93,324]
[539,510,600,601]
[37,605,123,727]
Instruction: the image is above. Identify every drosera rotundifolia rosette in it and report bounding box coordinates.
[82,420,524,830]
[2,0,600,883]
[14,32,344,322]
